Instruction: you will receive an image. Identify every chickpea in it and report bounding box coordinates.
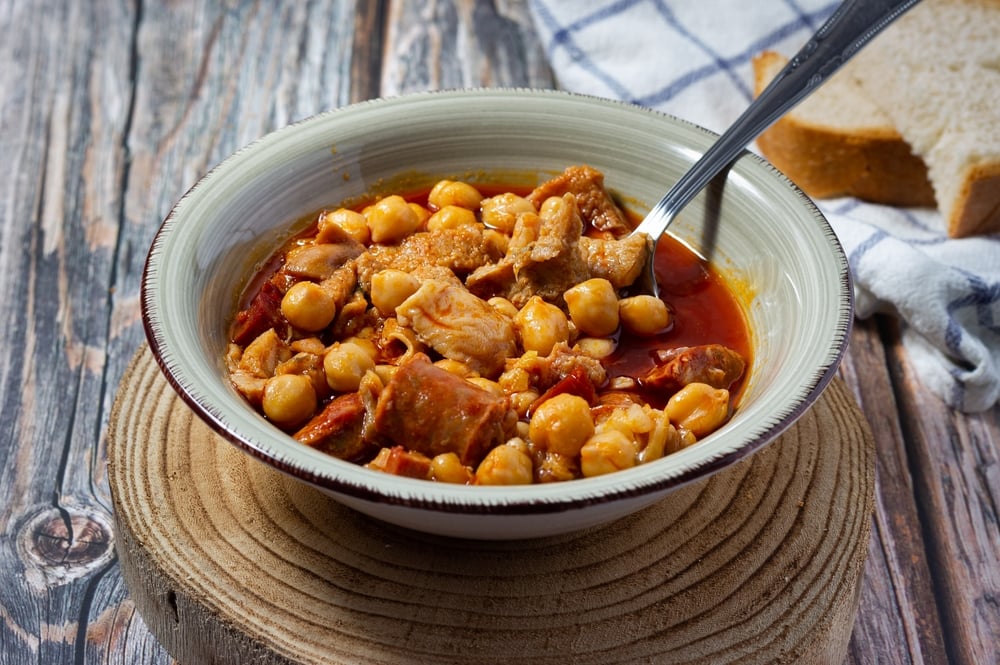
[474,442,533,485]
[580,430,638,477]
[429,453,473,484]
[426,205,477,231]
[480,192,535,232]
[564,278,619,337]
[574,337,617,359]
[514,296,569,355]
[428,179,483,210]
[487,296,519,320]
[281,281,337,332]
[619,295,671,336]
[341,336,377,361]
[317,208,369,244]
[435,358,475,377]
[467,377,504,397]
[505,436,531,456]
[529,393,595,458]
[366,195,420,243]
[408,202,431,227]
[262,373,317,429]
[498,366,531,394]
[370,269,421,316]
[510,390,541,418]
[324,342,376,392]
[665,383,731,437]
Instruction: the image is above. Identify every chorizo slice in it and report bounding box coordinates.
[293,392,372,462]
[231,280,287,346]
[640,344,746,394]
[373,354,517,466]
[367,446,433,479]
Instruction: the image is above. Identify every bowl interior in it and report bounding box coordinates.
[142,89,852,514]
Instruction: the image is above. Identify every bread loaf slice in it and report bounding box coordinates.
[755,0,1000,237]
[848,0,1000,237]
[753,51,934,208]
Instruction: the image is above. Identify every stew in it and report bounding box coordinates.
[226,165,751,484]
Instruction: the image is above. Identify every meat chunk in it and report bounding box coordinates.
[294,392,373,461]
[395,279,517,377]
[282,241,363,281]
[578,234,649,289]
[237,328,291,378]
[231,280,288,346]
[528,165,631,235]
[504,342,607,396]
[355,225,502,291]
[640,344,746,395]
[528,366,597,417]
[465,259,515,301]
[319,263,359,310]
[373,354,517,466]
[505,194,591,306]
[367,446,432,479]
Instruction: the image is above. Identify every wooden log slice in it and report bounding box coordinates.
[108,346,875,665]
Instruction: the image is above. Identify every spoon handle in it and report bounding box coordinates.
[632,0,922,240]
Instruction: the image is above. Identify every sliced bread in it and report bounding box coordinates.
[753,51,934,208]
[754,0,1000,237]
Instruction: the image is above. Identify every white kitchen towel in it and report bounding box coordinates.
[527,0,1000,412]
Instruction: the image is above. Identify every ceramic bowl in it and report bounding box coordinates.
[141,89,852,540]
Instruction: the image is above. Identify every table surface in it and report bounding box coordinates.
[1,2,997,664]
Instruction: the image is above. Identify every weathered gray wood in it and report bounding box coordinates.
[880,320,1000,665]
[839,318,950,664]
[1,0,998,663]
[382,0,552,94]
[0,1,137,663]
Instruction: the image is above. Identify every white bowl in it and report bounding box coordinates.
[141,89,852,540]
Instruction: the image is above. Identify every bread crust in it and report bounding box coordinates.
[950,163,1000,237]
[753,52,935,208]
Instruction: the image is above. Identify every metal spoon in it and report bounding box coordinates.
[631,0,922,296]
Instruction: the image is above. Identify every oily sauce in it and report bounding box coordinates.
[604,233,752,408]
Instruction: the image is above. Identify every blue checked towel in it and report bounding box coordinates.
[527,0,1000,412]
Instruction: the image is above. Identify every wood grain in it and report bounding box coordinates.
[108,347,874,665]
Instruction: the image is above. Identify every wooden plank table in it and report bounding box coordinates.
[1,1,996,663]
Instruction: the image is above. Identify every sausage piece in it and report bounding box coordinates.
[640,344,746,395]
[231,280,287,346]
[373,354,517,466]
[294,392,372,462]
